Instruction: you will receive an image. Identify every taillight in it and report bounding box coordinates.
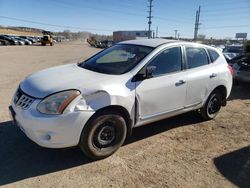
[227,64,234,75]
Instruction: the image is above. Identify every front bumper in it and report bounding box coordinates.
[9,100,94,148]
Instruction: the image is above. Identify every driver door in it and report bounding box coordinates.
[135,46,187,122]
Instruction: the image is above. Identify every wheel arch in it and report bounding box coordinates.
[211,85,228,106]
[86,105,133,137]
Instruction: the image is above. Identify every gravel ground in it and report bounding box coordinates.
[0,41,249,188]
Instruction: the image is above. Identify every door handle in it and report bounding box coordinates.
[210,73,217,78]
[175,80,186,86]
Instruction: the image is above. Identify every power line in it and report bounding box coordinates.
[201,0,249,7]
[200,16,250,22]
[202,11,250,17]
[29,0,195,28]
[154,16,193,24]
[202,6,250,13]
[48,0,146,19]
[40,0,193,26]
[201,24,250,29]
[0,16,114,32]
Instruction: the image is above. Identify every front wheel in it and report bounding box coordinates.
[200,91,222,120]
[79,112,127,160]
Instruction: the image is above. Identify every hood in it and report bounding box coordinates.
[21,64,114,98]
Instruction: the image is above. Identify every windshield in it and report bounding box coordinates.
[79,44,154,75]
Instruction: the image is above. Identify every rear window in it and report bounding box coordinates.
[207,49,220,62]
[186,47,209,69]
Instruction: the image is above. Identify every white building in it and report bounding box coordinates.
[113,30,151,42]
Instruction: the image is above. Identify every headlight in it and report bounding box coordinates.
[37,90,81,114]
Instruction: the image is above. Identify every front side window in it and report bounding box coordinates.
[147,47,182,76]
[186,47,209,69]
[79,44,153,75]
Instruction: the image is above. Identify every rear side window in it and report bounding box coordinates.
[148,47,182,76]
[207,49,220,62]
[186,47,209,69]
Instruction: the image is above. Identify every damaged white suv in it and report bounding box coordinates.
[9,39,233,159]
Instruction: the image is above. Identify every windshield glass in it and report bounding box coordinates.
[79,44,154,75]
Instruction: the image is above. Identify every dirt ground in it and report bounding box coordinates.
[0,41,249,188]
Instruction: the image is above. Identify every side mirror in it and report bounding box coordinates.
[132,66,156,82]
[146,66,156,79]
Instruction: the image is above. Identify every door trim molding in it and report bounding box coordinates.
[140,107,183,121]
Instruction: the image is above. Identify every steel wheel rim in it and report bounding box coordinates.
[93,123,116,148]
[207,95,220,115]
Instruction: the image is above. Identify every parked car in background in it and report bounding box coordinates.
[0,35,18,45]
[100,40,114,48]
[11,37,25,45]
[216,45,225,52]
[34,36,41,42]
[14,37,32,45]
[30,36,38,43]
[0,39,10,45]
[9,39,233,160]
[223,44,243,61]
[231,54,250,83]
[19,36,35,43]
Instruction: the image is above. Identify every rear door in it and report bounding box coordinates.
[184,46,218,107]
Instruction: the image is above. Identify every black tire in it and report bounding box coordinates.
[200,91,222,120]
[79,111,127,160]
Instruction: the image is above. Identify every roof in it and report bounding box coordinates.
[119,39,178,48]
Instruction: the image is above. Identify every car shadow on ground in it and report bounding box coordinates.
[0,121,94,185]
[228,83,250,101]
[214,146,250,188]
[0,112,203,185]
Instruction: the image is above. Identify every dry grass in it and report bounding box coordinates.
[0,28,42,36]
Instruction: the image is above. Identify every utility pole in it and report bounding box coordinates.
[174,30,178,39]
[194,6,201,41]
[156,26,158,38]
[147,0,153,39]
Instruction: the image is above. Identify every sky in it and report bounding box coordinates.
[0,0,250,39]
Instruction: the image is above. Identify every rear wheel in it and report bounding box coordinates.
[200,91,222,120]
[79,111,127,160]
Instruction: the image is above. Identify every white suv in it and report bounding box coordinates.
[9,39,233,159]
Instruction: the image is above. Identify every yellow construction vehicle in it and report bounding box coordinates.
[41,31,54,46]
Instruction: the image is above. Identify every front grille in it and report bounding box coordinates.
[14,88,35,110]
